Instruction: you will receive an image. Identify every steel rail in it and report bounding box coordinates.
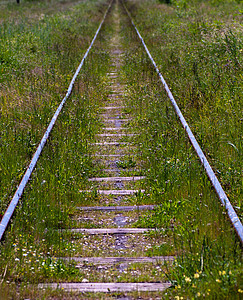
[122,0,243,243]
[0,0,113,242]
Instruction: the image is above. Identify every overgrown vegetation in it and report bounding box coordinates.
[0,0,242,299]
[126,0,242,214]
[122,0,242,298]
[0,0,106,213]
[0,0,110,296]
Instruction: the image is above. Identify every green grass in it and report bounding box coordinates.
[120,0,242,298]
[0,0,242,299]
[0,45,110,283]
[0,0,108,214]
[126,0,243,215]
[0,0,110,293]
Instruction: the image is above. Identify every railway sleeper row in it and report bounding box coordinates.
[38,1,174,295]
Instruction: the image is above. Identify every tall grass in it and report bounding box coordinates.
[0,0,108,214]
[126,0,242,217]
[120,0,242,298]
[0,0,111,295]
[0,0,242,298]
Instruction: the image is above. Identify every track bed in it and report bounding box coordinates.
[0,0,242,299]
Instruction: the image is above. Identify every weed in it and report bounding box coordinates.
[0,0,110,292]
[121,0,242,297]
[0,1,242,299]
[116,157,136,168]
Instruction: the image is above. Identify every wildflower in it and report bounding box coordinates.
[185,277,191,283]
[229,271,232,275]
[222,271,226,275]
[197,292,201,297]
[238,289,243,293]
[175,296,180,300]
[216,279,221,283]
[15,258,20,261]
[194,273,200,279]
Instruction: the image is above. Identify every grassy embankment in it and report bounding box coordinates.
[121,0,242,298]
[0,0,110,297]
[0,0,107,214]
[127,0,242,212]
[0,0,109,213]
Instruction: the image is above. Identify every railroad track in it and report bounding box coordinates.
[0,0,242,297]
